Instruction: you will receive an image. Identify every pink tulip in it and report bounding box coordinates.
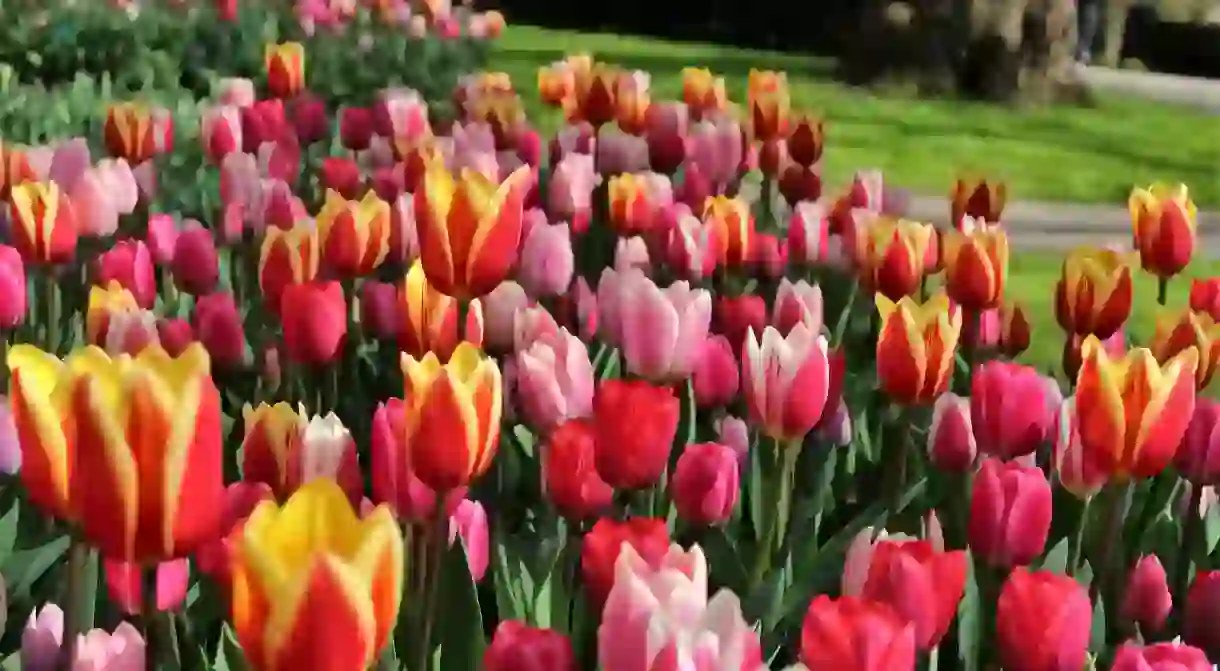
[671,442,740,526]
[687,113,743,189]
[450,499,489,582]
[145,213,179,265]
[192,292,247,368]
[599,544,763,671]
[772,279,823,337]
[371,399,467,522]
[479,281,530,353]
[0,396,21,474]
[69,168,120,237]
[513,304,561,352]
[1122,554,1171,633]
[202,105,243,164]
[1111,642,1212,671]
[156,318,194,357]
[645,102,688,174]
[48,138,92,192]
[516,328,595,432]
[518,222,574,298]
[613,236,651,273]
[216,78,256,107]
[665,204,718,281]
[596,129,650,176]
[788,201,830,266]
[104,309,160,356]
[219,152,261,210]
[816,399,853,447]
[96,240,155,309]
[548,152,597,232]
[1053,397,1108,499]
[374,87,430,140]
[23,604,145,671]
[598,268,712,381]
[1179,399,1220,485]
[96,159,139,216]
[928,393,976,473]
[969,458,1053,568]
[0,245,27,329]
[743,324,831,443]
[692,335,739,408]
[171,224,219,296]
[716,415,750,461]
[549,123,595,166]
[102,558,190,614]
[360,280,402,341]
[970,361,1060,460]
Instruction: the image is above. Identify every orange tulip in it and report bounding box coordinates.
[264,42,305,99]
[398,261,485,361]
[854,217,936,301]
[951,178,1006,226]
[0,142,37,201]
[747,69,790,143]
[571,63,620,128]
[615,71,651,135]
[538,54,592,110]
[608,173,661,236]
[400,342,502,491]
[941,227,1009,312]
[1129,183,1197,278]
[1054,247,1133,339]
[1150,309,1220,390]
[875,292,962,405]
[680,68,728,120]
[9,181,78,265]
[230,479,403,671]
[86,282,141,346]
[259,223,320,313]
[702,196,754,267]
[468,89,527,145]
[103,103,156,165]
[8,346,73,519]
[998,302,1032,358]
[414,161,531,300]
[1075,336,1198,480]
[317,189,392,277]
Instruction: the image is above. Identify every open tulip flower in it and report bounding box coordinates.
[1054,246,1134,339]
[875,292,962,405]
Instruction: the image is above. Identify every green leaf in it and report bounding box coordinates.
[1204,500,1220,555]
[1089,594,1107,654]
[213,624,249,671]
[1038,537,1071,575]
[0,496,21,563]
[700,527,748,597]
[956,552,980,671]
[5,534,70,600]
[437,541,485,671]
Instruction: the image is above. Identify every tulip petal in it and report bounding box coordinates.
[1075,336,1131,477]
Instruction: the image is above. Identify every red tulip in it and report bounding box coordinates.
[339,106,374,152]
[799,596,915,671]
[1184,570,1220,660]
[543,419,612,521]
[592,379,679,490]
[279,281,347,365]
[96,240,156,309]
[691,335,739,408]
[320,157,364,201]
[485,620,575,671]
[580,517,669,609]
[968,458,1052,568]
[1191,278,1220,322]
[861,540,967,649]
[290,93,329,146]
[712,294,767,357]
[201,105,242,164]
[370,399,467,523]
[103,558,189,615]
[996,569,1092,671]
[192,292,247,368]
[1122,554,1171,633]
[1130,183,1197,279]
[670,442,739,526]
[1111,642,1212,671]
[156,318,194,357]
[171,225,219,296]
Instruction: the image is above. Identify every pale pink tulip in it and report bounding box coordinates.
[449,499,489,582]
[291,412,363,505]
[598,268,711,381]
[687,113,743,189]
[69,168,120,237]
[743,324,830,442]
[104,309,160,356]
[216,77,256,107]
[389,192,420,264]
[614,236,651,274]
[716,415,750,461]
[145,213,180,265]
[516,328,594,432]
[201,105,243,163]
[376,87,430,141]
[548,152,597,229]
[480,281,531,353]
[788,200,829,265]
[23,605,145,671]
[48,138,92,192]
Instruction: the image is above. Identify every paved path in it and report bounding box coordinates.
[1079,65,1220,113]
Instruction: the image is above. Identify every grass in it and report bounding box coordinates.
[492,25,1220,206]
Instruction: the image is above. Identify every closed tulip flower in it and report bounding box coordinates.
[592,379,679,490]
[692,335,740,408]
[876,293,962,405]
[316,189,392,277]
[743,324,830,443]
[518,222,574,298]
[951,177,1006,225]
[9,182,77,265]
[0,245,27,329]
[855,217,935,301]
[1151,309,1220,390]
[580,517,670,609]
[103,309,160,356]
[68,165,124,238]
[702,195,753,268]
[969,458,1052,568]
[1076,335,1198,480]
[598,268,711,381]
[772,278,824,337]
[339,106,374,152]
[259,222,320,313]
[479,281,529,353]
[95,240,155,309]
[713,293,767,357]
[86,282,140,347]
[264,42,305,99]
[970,361,1060,459]
[1111,642,1212,671]
[1053,397,1109,499]
[1055,247,1133,339]
[103,103,156,165]
[231,480,402,671]
[0,143,38,201]
[359,280,401,341]
[192,292,247,369]
[665,204,719,281]
[280,281,347,365]
[996,569,1091,671]
[1179,399,1220,485]
[201,105,242,164]
[606,172,661,236]
[485,620,575,671]
[516,328,594,432]
[103,558,190,615]
[370,399,467,523]
[1130,183,1196,278]
[1191,278,1220,322]
[928,393,976,473]
[547,152,596,230]
[7,347,74,520]
[157,318,194,357]
[1185,570,1220,661]
[800,596,915,671]
[999,301,1033,357]
[241,403,362,504]
[171,225,219,296]
[942,226,1009,312]
[544,419,613,520]
[1122,554,1171,633]
[680,67,728,120]
[861,540,968,649]
[397,261,469,361]
[671,442,740,526]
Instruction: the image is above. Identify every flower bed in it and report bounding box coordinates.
[0,22,1216,671]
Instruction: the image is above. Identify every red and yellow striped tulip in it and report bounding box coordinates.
[469,90,527,144]
[317,189,392,277]
[702,195,754,268]
[1054,247,1133,339]
[608,173,660,236]
[8,346,73,519]
[86,282,141,346]
[264,42,305,99]
[1075,336,1198,480]
[951,178,1006,226]
[786,113,824,168]
[398,261,484,361]
[571,63,620,128]
[537,56,586,108]
[1150,309,1220,390]
[231,479,403,671]
[414,161,531,300]
[615,71,651,135]
[747,69,790,143]
[259,223,320,313]
[998,302,1032,358]
[9,181,78,265]
[876,292,962,405]
[0,142,37,201]
[680,68,728,120]
[71,343,222,561]
[240,402,301,500]
[855,217,935,301]
[1129,183,1197,278]
[400,342,502,491]
[941,227,1009,312]
[103,103,157,165]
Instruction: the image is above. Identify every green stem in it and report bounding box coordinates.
[142,565,159,671]
[1091,481,1133,604]
[749,440,798,585]
[1068,496,1092,576]
[412,497,449,671]
[56,541,89,671]
[1174,483,1203,620]
[1157,276,1169,307]
[40,271,60,355]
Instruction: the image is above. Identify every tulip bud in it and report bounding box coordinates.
[691,335,740,408]
[671,442,740,526]
[996,569,1091,671]
[1185,570,1220,661]
[103,558,190,615]
[1111,642,1212,671]
[146,213,179,265]
[593,379,680,490]
[192,292,248,368]
[861,540,968,649]
[788,201,830,267]
[359,280,401,341]
[773,279,824,337]
[96,240,156,309]
[484,621,575,671]
[105,309,160,356]
[280,281,348,365]
[613,236,650,273]
[928,393,976,473]
[22,606,146,670]
[970,361,1059,460]
[543,419,613,521]
[716,415,750,461]
[712,294,767,357]
[0,246,27,329]
[339,107,374,152]
[290,94,329,146]
[969,458,1052,568]
[171,225,219,296]
[157,318,194,357]
[1180,399,1220,485]
[202,105,243,164]
[518,222,574,298]
[800,596,915,670]
[320,157,364,201]
[1121,554,1171,633]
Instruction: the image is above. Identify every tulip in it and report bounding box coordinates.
[191,292,247,369]
[1111,642,1212,671]
[713,294,767,357]
[592,379,678,490]
[316,189,392,276]
[680,67,728,120]
[747,69,790,142]
[9,182,77,265]
[799,596,915,670]
[928,393,976,473]
[691,335,740,408]
[104,309,160,356]
[231,480,402,671]
[597,268,711,381]
[613,236,650,273]
[1191,278,1220,322]
[569,62,620,128]
[1151,309,1220,390]
[1054,247,1133,339]
[319,157,364,201]
[996,569,1091,671]
[339,106,374,152]
[485,620,575,671]
[999,302,1032,357]
[95,241,155,309]
[607,172,661,236]
[280,281,347,365]
[22,605,145,671]
[1122,554,1171,633]
[743,324,830,443]
[951,178,1006,225]
[855,217,935,301]
[788,201,830,266]
[614,70,651,136]
[171,225,219,296]
[941,226,1009,312]
[970,361,1059,459]
[0,143,38,201]
[217,77,256,108]
[516,328,594,432]
[547,152,596,230]
[702,195,753,267]
[401,342,502,491]
[1075,335,1198,480]
[1053,397,1109,499]
[861,540,967,649]
[359,280,400,342]
[68,167,121,238]
[671,442,740,526]
[1179,399,1220,485]
[0,245,27,329]
[537,56,584,108]
[86,282,140,347]
[398,260,467,361]
[264,42,306,99]
[596,129,650,176]
[665,204,718,281]
[103,103,156,165]
[103,558,189,615]
[969,458,1052,568]
[1130,182,1197,278]
[787,114,824,167]
[543,419,613,520]
[773,279,823,337]
[552,277,599,343]
[415,160,531,299]
[479,281,529,353]
[7,347,74,519]
[201,105,243,164]
[447,498,489,582]
[370,399,467,523]
[1185,570,1220,660]
[156,318,194,357]
[259,222,320,312]
[580,517,670,609]
[716,415,750,461]
[875,293,962,405]
[517,222,574,298]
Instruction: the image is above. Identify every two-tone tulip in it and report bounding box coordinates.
[854,217,935,301]
[876,293,962,405]
[607,173,665,236]
[0,142,37,201]
[1151,309,1220,390]
[998,302,1032,358]
[258,222,320,313]
[86,282,141,347]
[787,113,824,168]
[264,42,305,99]
[230,479,402,671]
[316,189,392,277]
[571,63,620,128]
[397,261,483,361]
[241,403,363,505]
[747,69,790,143]
[9,182,78,265]
[537,56,585,108]
[414,160,531,300]
[201,105,243,164]
[742,324,830,443]
[103,103,157,165]
[615,71,651,136]
[401,342,502,491]
[951,178,1006,226]
[1075,335,1198,480]
[680,68,728,120]
[1054,247,1134,339]
[7,346,73,519]
[702,196,753,268]
[941,227,1009,312]
[1130,183,1197,278]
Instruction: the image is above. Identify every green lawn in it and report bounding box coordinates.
[494,25,1220,206]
